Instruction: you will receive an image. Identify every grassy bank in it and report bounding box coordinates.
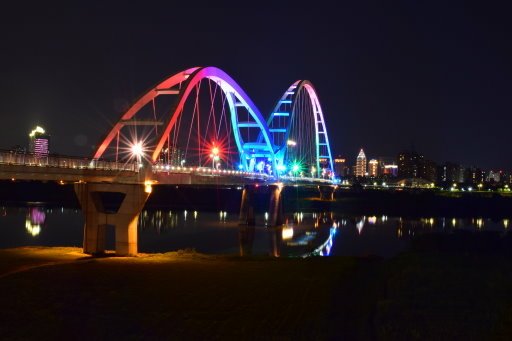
[0,246,511,339]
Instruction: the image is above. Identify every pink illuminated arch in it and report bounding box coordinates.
[93,67,276,170]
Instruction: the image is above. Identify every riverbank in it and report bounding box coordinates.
[2,181,512,219]
[1,242,511,339]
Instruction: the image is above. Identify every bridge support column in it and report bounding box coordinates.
[74,183,150,256]
[268,184,284,227]
[319,185,336,201]
[239,185,255,226]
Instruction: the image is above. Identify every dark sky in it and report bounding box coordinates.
[0,1,510,169]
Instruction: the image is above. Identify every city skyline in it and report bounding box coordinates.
[0,2,510,169]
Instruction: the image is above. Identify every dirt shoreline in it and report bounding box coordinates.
[0,246,511,339]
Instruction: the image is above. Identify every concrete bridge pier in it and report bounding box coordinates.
[239,185,255,226]
[268,184,284,227]
[318,185,336,201]
[74,182,151,256]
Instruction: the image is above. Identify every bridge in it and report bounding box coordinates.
[1,66,336,256]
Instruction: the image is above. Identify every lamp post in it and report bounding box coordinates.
[131,141,143,170]
[210,146,220,169]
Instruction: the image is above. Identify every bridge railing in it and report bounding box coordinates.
[151,164,334,184]
[0,150,138,172]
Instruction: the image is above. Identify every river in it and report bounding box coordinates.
[1,204,510,257]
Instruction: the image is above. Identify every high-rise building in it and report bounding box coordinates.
[383,164,398,177]
[355,149,366,177]
[29,126,50,157]
[397,151,423,178]
[377,157,398,177]
[368,159,378,177]
[159,147,184,166]
[437,162,464,183]
[487,170,501,183]
[398,150,437,181]
[334,156,349,177]
[419,159,437,182]
[465,167,484,184]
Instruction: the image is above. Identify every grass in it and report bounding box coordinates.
[1,244,512,339]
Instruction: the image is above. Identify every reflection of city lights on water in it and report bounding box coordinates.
[25,207,46,237]
[294,212,304,224]
[368,216,377,225]
[282,227,294,240]
[25,220,41,236]
[356,218,365,234]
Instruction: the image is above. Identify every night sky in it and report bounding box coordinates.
[0,1,510,169]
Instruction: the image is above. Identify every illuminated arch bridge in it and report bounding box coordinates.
[94,66,334,181]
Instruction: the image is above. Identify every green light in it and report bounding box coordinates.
[291,161,302,174]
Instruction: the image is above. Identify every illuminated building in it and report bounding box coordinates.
[437,162,463,183]
[355,149,366,177]
[334,156,349,177]
[159,147,184,165]
[398,151,437,181]
[420,159,438,182]
[465,167,485,184]
[368,159,378,177]
[29,126,50,157]
[397,151,422,178]
[487,170,501,183]
[383,164,398,177]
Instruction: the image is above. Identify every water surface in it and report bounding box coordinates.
[1,205,510,257]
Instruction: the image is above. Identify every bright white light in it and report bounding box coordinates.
[287,140,297,146]
[131,142,143,157]
[29,126,45,137]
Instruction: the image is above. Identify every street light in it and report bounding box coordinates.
[210,146,220,169]
[131,142,143,158]
[131,141,144,168]
[291,163,300,177]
